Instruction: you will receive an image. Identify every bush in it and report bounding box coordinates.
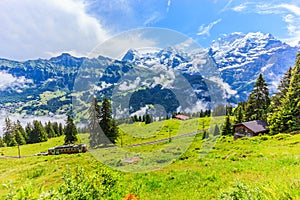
[40,166,119,199]
[219,182,264,200]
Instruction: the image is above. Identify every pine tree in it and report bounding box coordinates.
[45,121,56,138]
[88,97,102,147]
[226,104,233,116]
[59,123,64,136]
[13,129,26,145]
[52,122,59,136]
[25,123,33,143]
[221,115,232,136]
[234,106,243,124]
[64,115,78,144]
[145,114,153,124]
[29,120,48,143]
[0,136,6,147]
[16,120,27,143]
[213,125,220,136]
[99,98,118,144]
[271,67,292,110]
[269,52,300,134]
[3,118,17,146]
[244,74,270,121]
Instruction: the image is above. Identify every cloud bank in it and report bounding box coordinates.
[0,0,109,61]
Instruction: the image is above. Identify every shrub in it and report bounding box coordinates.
[219,182,264,200]
[40,166,119,199]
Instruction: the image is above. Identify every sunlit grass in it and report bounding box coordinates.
[0,120,300,199]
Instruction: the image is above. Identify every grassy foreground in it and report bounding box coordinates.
[0,119,300,199]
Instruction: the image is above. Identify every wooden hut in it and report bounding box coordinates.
[233,120,269,140]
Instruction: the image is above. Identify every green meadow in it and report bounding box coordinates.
[0,118,300,199]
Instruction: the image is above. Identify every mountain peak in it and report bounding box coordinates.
[49,53,83,67]
[121,49,140,62]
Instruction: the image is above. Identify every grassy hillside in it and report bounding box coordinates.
[0,118,300,199]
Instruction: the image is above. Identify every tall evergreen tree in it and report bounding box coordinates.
[269,52,300,134]
[234,106,243,124]
[52,122,59,136]
[64,115,78,144]
[99,98,118,144]
[271,67,292,110]
[58,123,64,136]
[13,128,26,145]
[88,97,102,147]
[221,115,232,136]
[213,124,220,136]
[3,118,17,147]
[145,114,153,124]
[16,120,27,143]
[25,122,33,143]
[45,121,56,138]
[0,136,6,147]
[28,120,48,143]
[244,74,270,121]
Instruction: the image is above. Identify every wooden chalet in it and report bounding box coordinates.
[175,114,190,120]
[233,120,269,140]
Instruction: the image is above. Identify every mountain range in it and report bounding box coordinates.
[0,32,299,120]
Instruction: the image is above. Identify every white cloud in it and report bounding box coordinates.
[119,77,141,91]
[208,76,237,96]
[0,0,109,61]
[197,19,222,36]
[167,0,172,13]
[130,106,150,117]
[221,0,234,12]
[231,2,300,46]
[232,4,247,12]
[89,31,157,60]
[143,12,162,26]
[0,111,66,136]
[0,71,32,91]
[278,4,300,15]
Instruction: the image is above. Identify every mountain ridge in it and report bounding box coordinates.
[0,31,299,118]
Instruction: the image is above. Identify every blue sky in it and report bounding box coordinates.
[0,0,299,60]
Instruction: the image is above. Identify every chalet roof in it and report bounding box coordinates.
[175,114,190,120]
[234,120,269,134]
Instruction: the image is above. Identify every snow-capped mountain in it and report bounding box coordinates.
[0,32,298,118]
[209,32,299,100]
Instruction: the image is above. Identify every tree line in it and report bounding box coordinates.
[0,115,78,147]
[221,51,300,136]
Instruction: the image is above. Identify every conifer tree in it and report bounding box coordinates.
[271,67,292,110]
[0,136,6,147]
[29,120,48,143]
[13,128,26,145]
[3,118,17,146]
[25,122,33,143]
[269,52,300,134]
[221,115,232,136]
[88,97,101,147]
[145,114,153,124]
[52,122,59,136]
[59,123,64,136]
[244,74,270,121]
[99,98,118,144]
[16,120,27,143]
[45,121,56,138]
[64,115,78,144]
[234,106,243,124]
[213,124,220,136]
